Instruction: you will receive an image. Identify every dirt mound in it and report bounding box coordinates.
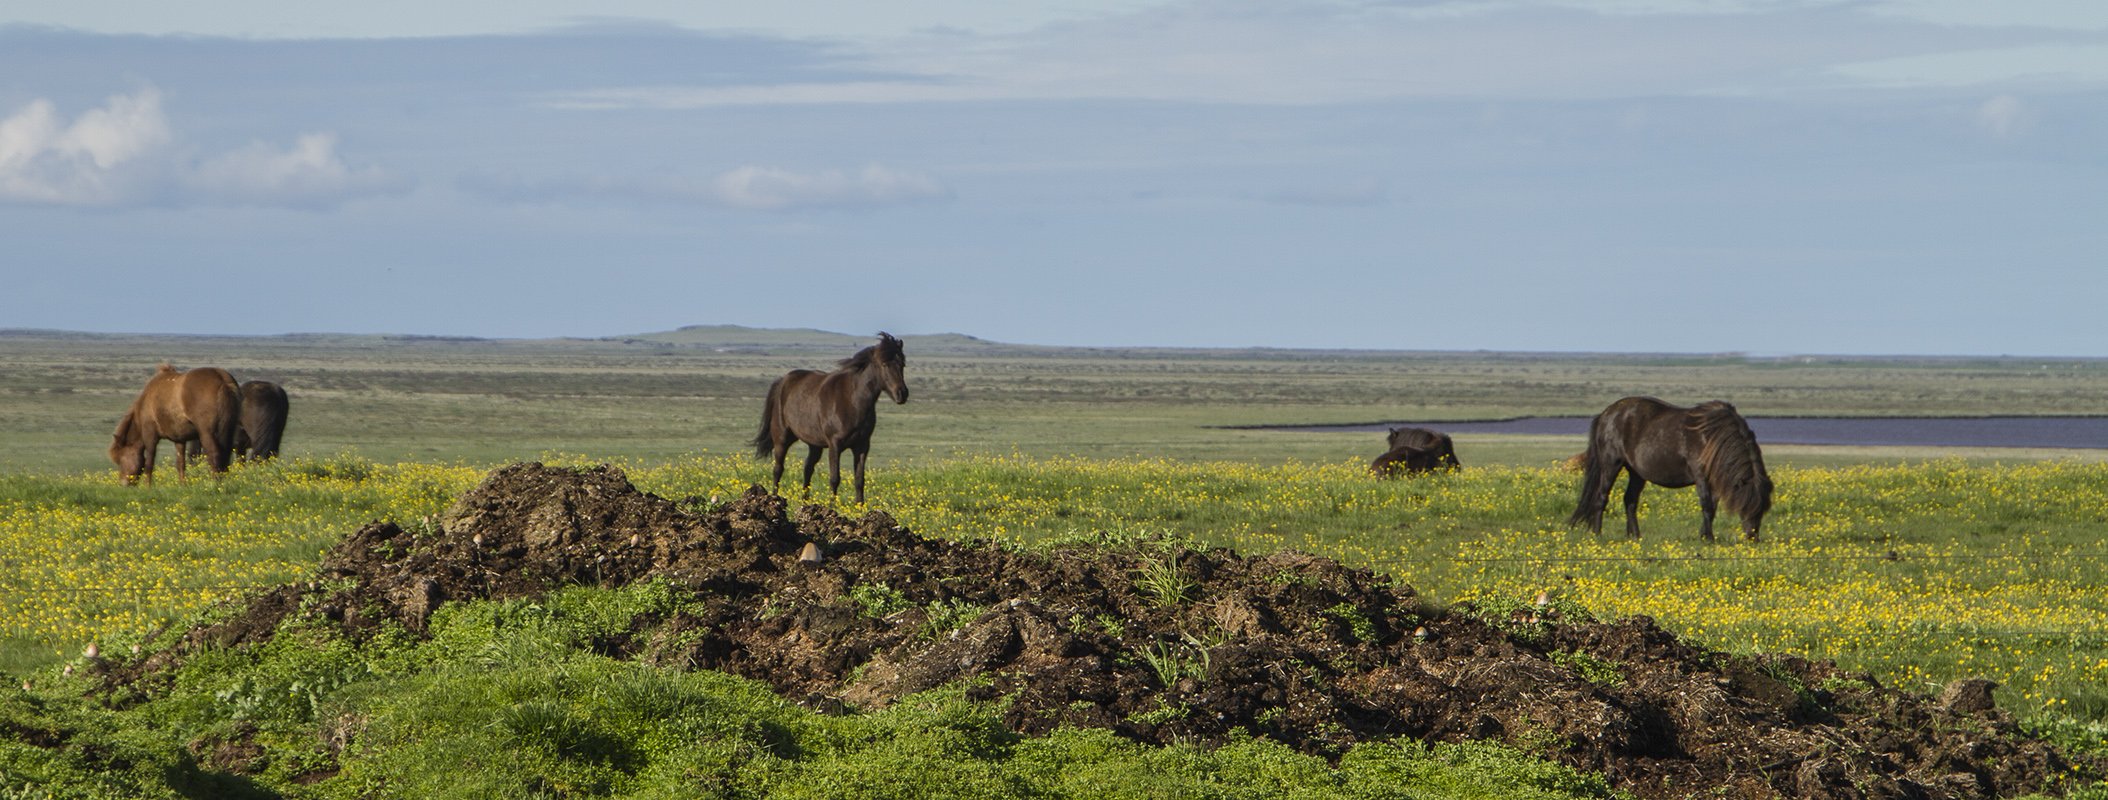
[116,464,2100,799]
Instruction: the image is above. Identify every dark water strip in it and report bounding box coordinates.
[1254,417,2108,450]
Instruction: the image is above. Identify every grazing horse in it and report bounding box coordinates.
[1567,396,1773,541]
[750,333,910,503]
[110,364,242,485]
[192,380,289,461]
[233,380,288,460]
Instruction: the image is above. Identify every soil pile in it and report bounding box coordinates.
[119,463,2099,799]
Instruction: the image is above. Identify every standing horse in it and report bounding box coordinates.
[110,364,242,485]
[1567,396,1773,541]
[233,380,289,460]
[750,333,910,503]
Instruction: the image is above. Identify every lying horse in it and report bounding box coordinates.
[110,364,242,485]
[751,333,910,503]
[1567,396,1773,541]
[1386,427,1461,468]
[1371,427,1462,477]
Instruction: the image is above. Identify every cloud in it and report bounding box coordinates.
[188,133,410,209]
[1975,94,2032,137]
[461,164,952,211]
[537,2,2108,110]
[711,164,951,210]
[0,89,170,206]
[0,89,406,209]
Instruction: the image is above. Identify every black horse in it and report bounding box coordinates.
[186,380,288,461]
[1567,396,1773,541]
[751,333,910,503]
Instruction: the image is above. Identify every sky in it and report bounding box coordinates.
[2,1,2105,355]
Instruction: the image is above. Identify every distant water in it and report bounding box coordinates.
[1265,417,2108,450]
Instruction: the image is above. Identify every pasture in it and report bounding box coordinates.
[4,329,2108,796]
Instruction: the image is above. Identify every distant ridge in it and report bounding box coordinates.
[4,327,2097,364]
[611,325,1012,354]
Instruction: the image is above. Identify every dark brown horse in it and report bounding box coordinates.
[750,333,910,503]
[234,380,288,460]
[1374,427,1458,471]
[110,364,242,485]
[192,380,289,461]
[1567,396,1773,541]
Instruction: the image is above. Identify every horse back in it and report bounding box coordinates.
[162,368,241,441]
[1601,396,1701,487]
[772,368,857,443]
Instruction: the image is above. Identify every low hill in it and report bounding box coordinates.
[77,463,2102,799]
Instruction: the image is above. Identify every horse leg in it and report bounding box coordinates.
[825,445,845,499]
[173,439,191,485]
[1621,475,1645,538]
[851,447,869,504]
[1584,464,1622,534]
[769,442,790,493]
[1695,483,1719,542]
[800,444,824,496]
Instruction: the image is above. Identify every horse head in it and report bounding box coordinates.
[875,332,909,404]
[109,415,145,485]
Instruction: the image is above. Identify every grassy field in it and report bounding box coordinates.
[4,329,2108,796]
[6,327,2108,474]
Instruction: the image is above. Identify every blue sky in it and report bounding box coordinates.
[3,1,2105,355]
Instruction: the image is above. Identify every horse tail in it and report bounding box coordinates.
[1566,408,1622,527]
[1691,401,1773,521]
[751,377,783,458]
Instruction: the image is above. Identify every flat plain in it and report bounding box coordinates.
[7,326,2108,474]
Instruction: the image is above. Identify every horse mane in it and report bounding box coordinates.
[1687,401,1772,521]
[836,345,880,370]
[835,332,903,370]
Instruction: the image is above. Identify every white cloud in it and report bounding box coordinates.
[0,90,170,206]
[538,2,2108,110]
[711,164,951,210]
[461,164,953,211]
[0,89,405,209]
[188,133,409,209]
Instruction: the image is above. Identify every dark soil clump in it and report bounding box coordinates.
[106,463,2104,799]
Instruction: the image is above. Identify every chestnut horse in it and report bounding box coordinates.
[110,364,242,485]
[750,333,910,503]
[188,380,289,461]
[1567,396,1773,541]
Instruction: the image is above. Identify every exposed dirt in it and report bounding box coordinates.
[105,463,2103,799]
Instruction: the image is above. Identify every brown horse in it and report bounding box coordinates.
[750,333,910,503]
[1370,444,1445,477]
[189,380,289,461]
[110,364,242,485]
[1567,396,1773,541]
[1386,427,1461,468]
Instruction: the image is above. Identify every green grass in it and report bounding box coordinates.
[5,330,2108,796]
[7,454,2106,724]
[1,582,1632,800]
[8,329,2108,475]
